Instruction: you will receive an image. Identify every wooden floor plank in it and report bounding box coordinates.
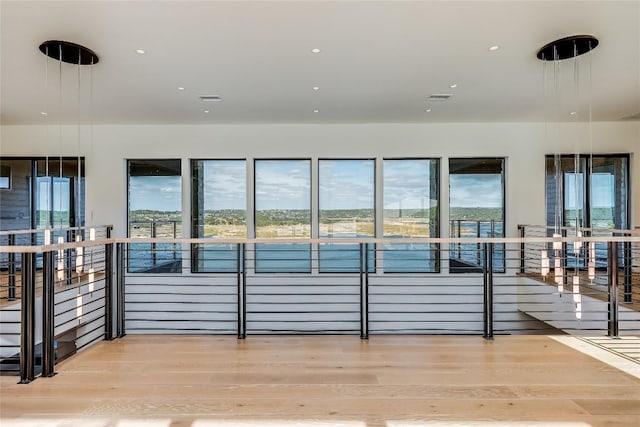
[1,335,639,426]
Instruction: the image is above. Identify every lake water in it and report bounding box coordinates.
[128,224,505,273]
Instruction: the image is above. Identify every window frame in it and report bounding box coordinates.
[448,157,506,274]
[382,157,441,274]
[317,158,376,273]
[253,158,312,274]
[126,158,183,274]
[545,153,631,231]
[190,158,247,274]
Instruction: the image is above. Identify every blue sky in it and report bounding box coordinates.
[383,160,436,210]
[37,177,70,212]
[127,163,617,213]
[255,160,310,210]
[449,174,502,208]
[564,172,615,209]
[590,173,615,208]
[129,176,182,211]
[319,160,374,210]
[202,160,246,210]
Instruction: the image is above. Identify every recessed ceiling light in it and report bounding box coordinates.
[428,94,452,101]
[488,45,500,52]
[311,48,321,53]
[177,87,185,91]
[40,112,48,116]
[313,109,319,113]
[313,86,320,91]
[200,96,222,102]
[450,83,458,89]
[204,110,210,114]
[425,109,432,113]
[135,49,145,54]
[570,111,577,115]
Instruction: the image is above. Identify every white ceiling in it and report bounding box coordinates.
[1,0,639,125]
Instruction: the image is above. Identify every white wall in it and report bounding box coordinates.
[1,122,638,237]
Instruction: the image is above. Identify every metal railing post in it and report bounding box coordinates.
[607,241,619,338]
[65,229,73,285]
[237,243,246,339]
[116,242,126,338]
[104,242,114,340]
[41,250,56,377]
[476,222,482,266]
[360,243,369,340]
[19,252,36,384]
[7,234,16,300]
[483,242,494,340]
[173,221,178,260]
[623,241,632,304]
[518,225,525,274]
[151,220,157,266]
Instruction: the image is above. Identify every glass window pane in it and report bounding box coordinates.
[192,160,246,273]
[0,159,31,233]
[255,160,311,273]
[36,177,52,228]
[590,156,628,230]
[319,159,375,272]
[128,159,182,273]
[383,159,439,273]
[545,155,629,269]
[33,158,85,231]
[564,171,586,228]
[449,158,504,273]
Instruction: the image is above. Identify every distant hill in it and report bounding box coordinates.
[449,207,502,221]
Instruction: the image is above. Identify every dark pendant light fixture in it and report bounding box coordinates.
[38,40,99,280]
[537,34,599,319]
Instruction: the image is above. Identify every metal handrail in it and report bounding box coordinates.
[0,224,114,237]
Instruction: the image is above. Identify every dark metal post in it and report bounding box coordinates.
[623,241,632,304]
[561,229,567,286]
[116,242,126,338]
[65,229,73,285]
[518,225,525,274]
[173,221,178,260]
[237,243,247,339]
[456,220,461,258]
[483,243,494,340]
[151,220,157,266]
[7,234,16,300]
[360,243,369,340]
[607,241,619,338]
[476,222,482,266]
[104,242,114,340]
[41,250,56,377]
[19,252,36,384]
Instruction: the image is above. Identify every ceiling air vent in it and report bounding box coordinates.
[428,94,452,101]
[200,96,223,102]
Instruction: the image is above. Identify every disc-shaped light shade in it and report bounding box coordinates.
[39,40,99,65]
[537,35,598,61]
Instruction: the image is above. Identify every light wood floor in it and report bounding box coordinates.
[1,335,639,426]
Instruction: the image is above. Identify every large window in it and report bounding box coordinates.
[383,159,439,273]
[449,158,504,273]
[128,159,182,273]
[255,160,311,273]
[192,160,246,272]
[319,159,375,272]
[545,154,629,268]
[35,158,85,231]
[0,158,84,233]
[545,155,629,230]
